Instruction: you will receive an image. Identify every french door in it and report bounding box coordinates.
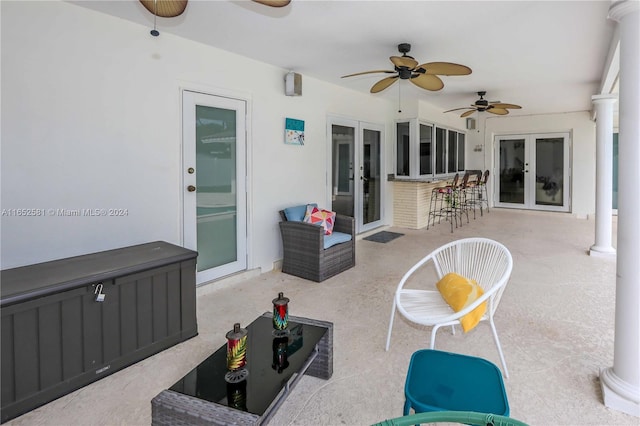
[328,117,384,233]
[182,90,247,284]
[495,133,570,212]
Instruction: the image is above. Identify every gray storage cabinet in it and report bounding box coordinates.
[0,241,198,423]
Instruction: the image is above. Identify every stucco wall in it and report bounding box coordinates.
[0,1,396,271]
[0,1,597,275]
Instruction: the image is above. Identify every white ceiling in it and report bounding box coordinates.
[71,0,618,118]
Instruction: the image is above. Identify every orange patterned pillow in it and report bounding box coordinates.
[303,205,336,235]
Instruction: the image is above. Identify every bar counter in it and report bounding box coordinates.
[392,178,449,229]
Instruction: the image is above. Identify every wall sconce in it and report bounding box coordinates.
[285,72,302,96]
[466,117,476,130]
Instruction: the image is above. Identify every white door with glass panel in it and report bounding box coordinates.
[329,117,384,233]
[182,91,247,284]
[495,133,570,212]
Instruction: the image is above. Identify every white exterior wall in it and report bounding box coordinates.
[465,112,596,218]
[0,2,597,273]
[0,1,396,271]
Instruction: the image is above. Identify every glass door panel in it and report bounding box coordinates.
[332,125,354,217]
[361,126,382,230]
[498,138,526,205]
[534,137,564,207]
[183,91,247,284]
[195,105,237,271]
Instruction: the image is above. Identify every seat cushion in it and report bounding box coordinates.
[324,231,351,249]
[283,203,317,222]
[436,272,486,332]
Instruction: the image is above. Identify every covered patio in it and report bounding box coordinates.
[6,209,635,426]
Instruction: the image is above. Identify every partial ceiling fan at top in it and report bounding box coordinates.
[341,43,472,93]
[139,0,291,36]
[139,0,290,18]
[252,0,291,6]
[444,91,522,117]
[139,0,188,17]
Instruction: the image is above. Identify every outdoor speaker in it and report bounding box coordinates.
[466,118,476,130]
[285,72,302,96]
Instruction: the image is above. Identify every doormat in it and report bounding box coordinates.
[363,231,404,243]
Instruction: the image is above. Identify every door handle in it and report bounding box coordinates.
[187,185,196,192]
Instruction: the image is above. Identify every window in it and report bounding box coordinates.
[396,122,410,176]
[419,124,433,175]
[435,127,446,174]
[457,133,465,172]
[447,130,457,173]
[395,119,466,178]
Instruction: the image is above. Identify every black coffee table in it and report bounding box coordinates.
[151,313,333,425]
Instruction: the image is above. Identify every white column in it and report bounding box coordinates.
[600,0,640,417]
[590,95,617,258]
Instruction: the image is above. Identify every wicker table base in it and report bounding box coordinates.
[151,313,333,426]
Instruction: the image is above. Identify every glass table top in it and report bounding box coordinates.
[169,314,328,416]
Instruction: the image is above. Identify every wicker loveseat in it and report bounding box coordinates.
[278,205,355,282]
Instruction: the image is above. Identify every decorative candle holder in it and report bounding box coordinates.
[272,292,290,337]
[224,323,248,383]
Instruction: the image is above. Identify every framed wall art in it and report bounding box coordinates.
[285,118,305,145]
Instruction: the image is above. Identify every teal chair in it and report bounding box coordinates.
[403,350,509,418]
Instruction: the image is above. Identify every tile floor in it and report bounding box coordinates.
[6,208,637,426]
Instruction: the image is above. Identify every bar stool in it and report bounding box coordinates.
[462,171,482,220]
[427,174,460,233]
[477,170,490,216]
[404,349,509,418]
[457,172,472,224]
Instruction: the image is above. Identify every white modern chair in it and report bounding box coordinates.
[385,237,513,378]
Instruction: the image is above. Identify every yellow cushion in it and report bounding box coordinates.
[436,272,487,332]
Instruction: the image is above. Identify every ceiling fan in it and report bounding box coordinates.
[252,0,291,6]
[140,0,290,36]
[139,0,290,18]
[341,43,472,93]
[444,91,522,117]
[139,0,188,17]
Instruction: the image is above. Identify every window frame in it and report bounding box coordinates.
[395,118,466,179]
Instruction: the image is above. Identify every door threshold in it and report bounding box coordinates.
[196,268,261,297]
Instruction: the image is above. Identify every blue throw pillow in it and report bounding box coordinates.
[284,203,317,222]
